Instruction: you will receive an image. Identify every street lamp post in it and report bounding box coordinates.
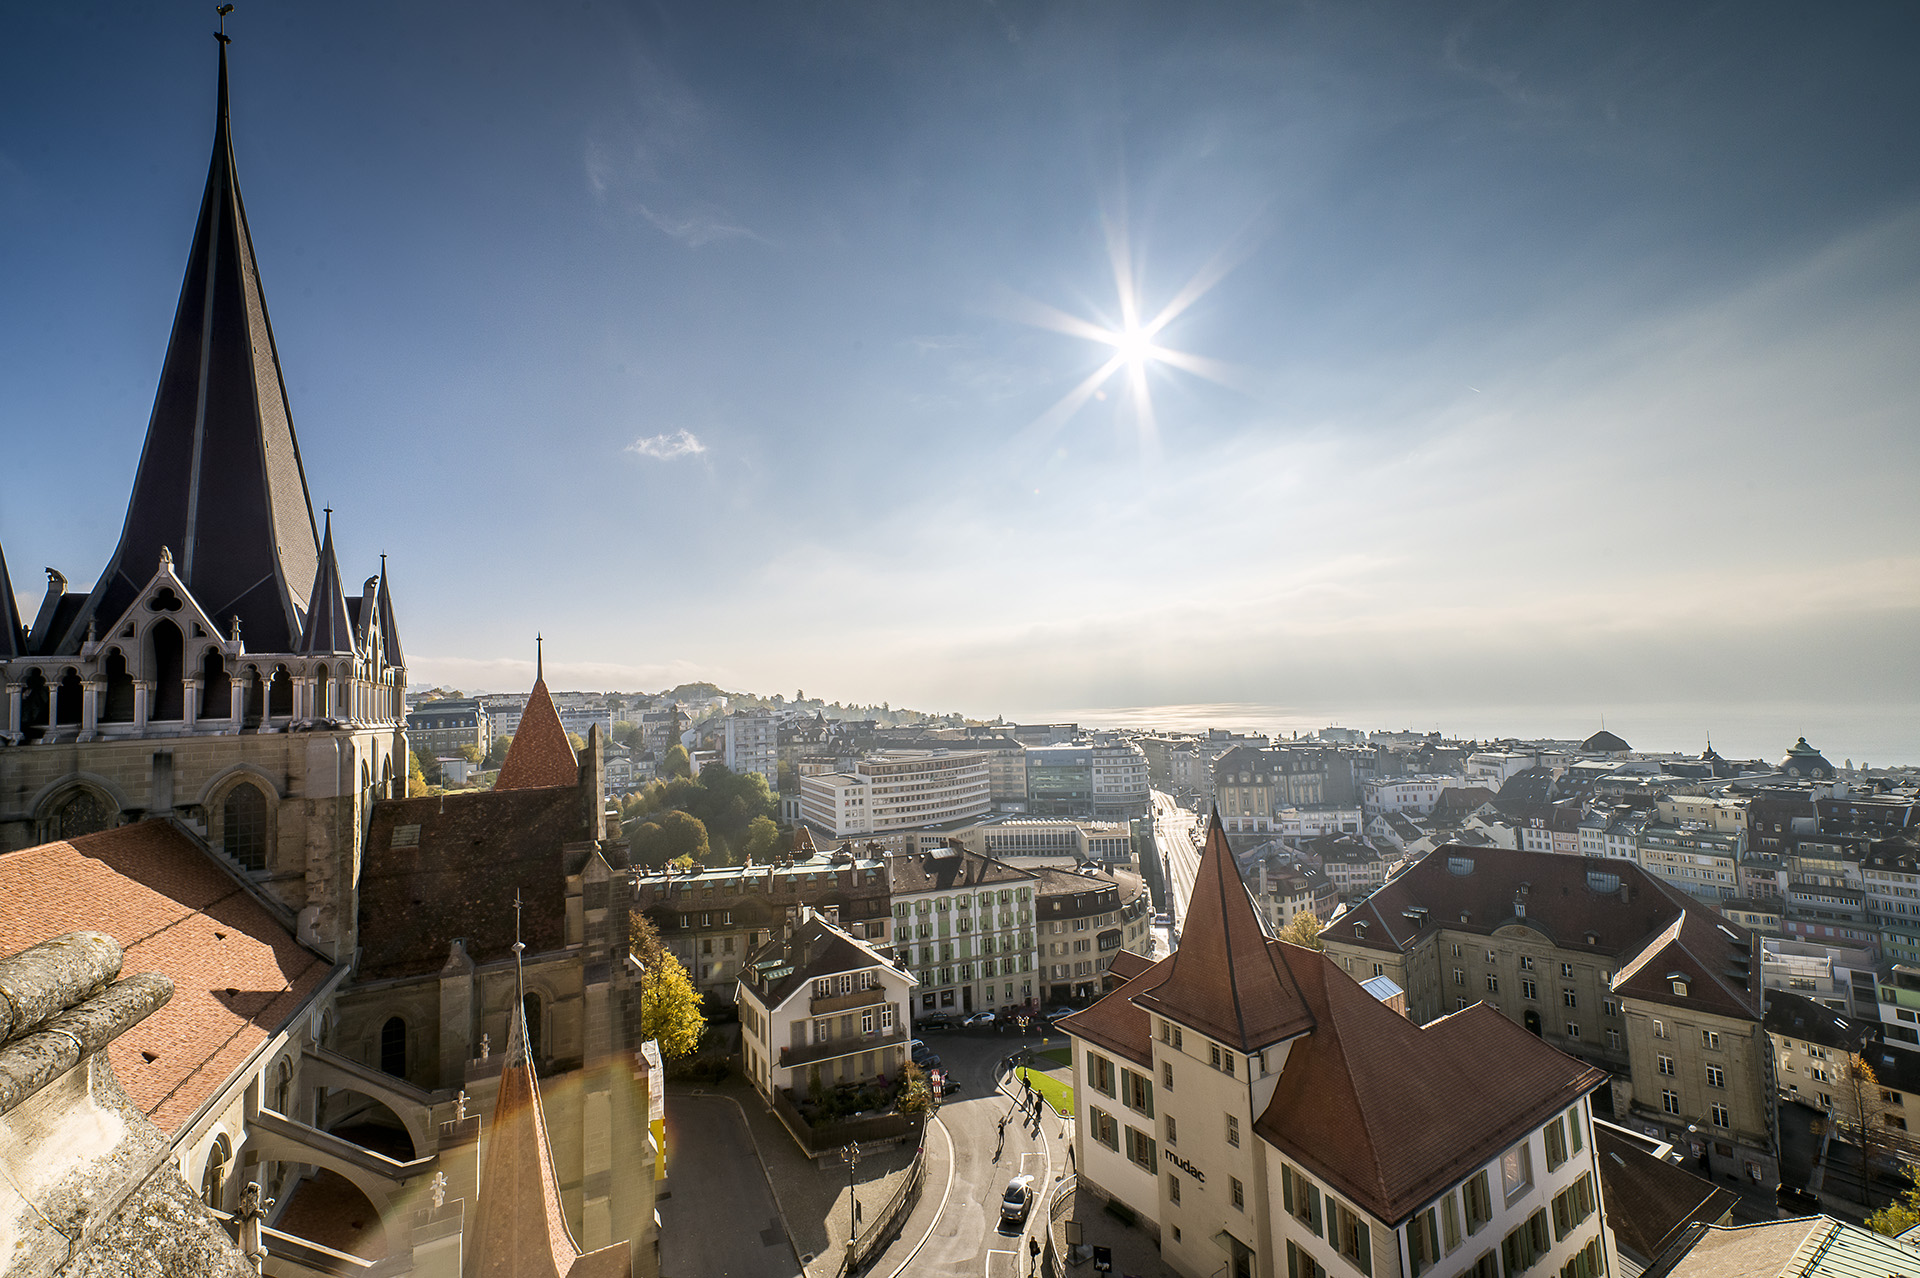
[1687,1123,1712,1180]
[842,1141,862,1259]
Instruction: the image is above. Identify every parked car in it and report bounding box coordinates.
[1046,1005,1077,1021]
[999,1175,1035,1227]
[920,1012,960,1031]
[1153,913,1172,927]
[963,1012,997,1027]
[912,1045,940,1069]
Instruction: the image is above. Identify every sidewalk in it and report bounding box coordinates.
[704,1076,922,1277]
[1048,1181,1180,1278]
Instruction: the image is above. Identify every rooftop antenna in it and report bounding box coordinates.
[216,3,233,42]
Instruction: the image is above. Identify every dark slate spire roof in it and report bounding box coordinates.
[0,538,22,659]
[62,40,319,656]
[1131,809,1317,1052]
[297,510,355,655]
[376,555,405,668]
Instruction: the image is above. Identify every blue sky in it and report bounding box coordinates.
[4,4,1917,757]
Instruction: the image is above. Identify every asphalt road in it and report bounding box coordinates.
[660,1092,802,1278]
[1151,790,1201,934]
[866,1028,1067,1278]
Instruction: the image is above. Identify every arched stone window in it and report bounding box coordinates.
[222,782,269,872]
[101,649,135,723]
[19,669,49,736]
[54,669,82,726]
[199,648,230,720]
[523,993,543,1062]
[268,666,293,718]
[201,1133,232,1208]
[241,666,264,728]
[314,663,330,718]
[148,620,185,721]
[54,789,113,840]
[273,1058,292,1115]
[380,1016,407,1078]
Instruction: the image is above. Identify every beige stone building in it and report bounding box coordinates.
[737,910,915,1098]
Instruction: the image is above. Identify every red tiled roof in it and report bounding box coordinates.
[468,1015,630,1278]
[1255,944,1608,1225]
[495,679,579,792]
[0,821,332,1134]
[1132,812,1315,1051]
[1104,950,1155,985]
[1058,954,1168,1068]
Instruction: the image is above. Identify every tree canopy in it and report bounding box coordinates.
[484,733,512,768]
[630,915,706,1059]
[1277,911,1325,951]
[661,744,692,780]
[628,809,711,868]
[620,763,778,865]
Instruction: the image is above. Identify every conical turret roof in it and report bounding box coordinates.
[494,661,579,791]
[0,538,22,659]
[62,40,319,655]
[1132,809,1315,1051]
[297,510,355,655]
[375,555,405,668]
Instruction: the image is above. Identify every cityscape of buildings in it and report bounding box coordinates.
[4,13,1920,1278]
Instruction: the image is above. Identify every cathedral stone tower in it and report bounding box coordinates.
[0,43,406,964]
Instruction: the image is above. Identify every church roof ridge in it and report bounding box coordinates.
[61,38,319,656]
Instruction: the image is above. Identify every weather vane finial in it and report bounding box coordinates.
[216,4,234,43]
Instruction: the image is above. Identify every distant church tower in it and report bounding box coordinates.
[0,42,407,963]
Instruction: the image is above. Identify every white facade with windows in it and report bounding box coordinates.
[799,749,991,837]
[723,708,778,786]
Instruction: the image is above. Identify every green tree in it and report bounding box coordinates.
[662,744,693,780]
[629,810,711,868]
[629,915,706,1059]
[613,719,642,749]
[1870,1166,1920,1236]
[407,751,429,797]
[742,816,781,863]
[1277,911,1325,951]
[1841,1053,1894,1204]
[484,733,512,768]
[413,749,442,786]
[567,731,587,752]
[896,1060,933,1114]
[457,742,485,765]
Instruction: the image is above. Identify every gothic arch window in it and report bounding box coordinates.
[101,649,135,723]
[19,669,49,736]
[221,782,269,872]
[199,648,230,720]
[201,1133,232,1208]
[268,667,292,718]
[273,1058,292,1115]
[523,993,543,1062]
[380,1016,407,1078]
[148,619,185,721]
[241,666,264,728]
[382,756,395,800]
[53,788,114,840]
[54,668,82,726]
[314,663,330,718]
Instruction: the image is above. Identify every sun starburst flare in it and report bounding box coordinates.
[1010,213,1254,457]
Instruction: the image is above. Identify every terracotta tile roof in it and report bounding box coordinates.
[359,787,591,981]
[1322,844,1710,963]
[738,914,910,1011]
[1131,813,1315,1052]
[1595,1125,1736,1264]
[0,821,332,1134]
[1612,907,1762,1021]
[1057,955,1168,1068]
[468,1014,630,1278]
[1254,945,1608,1225]
[495,679,579,791]
[1103,950,1155,985]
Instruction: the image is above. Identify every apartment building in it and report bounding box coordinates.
[1364,774,1462,818]
[886,844,1037,1017]
[1323,846,1779,1188]
[737,909,915,1099]
[1764,990,1920,1158]
[1636,824,1743,903]
[799,749,991,837]
[406,696,490,758]
[965,816,1135,866]
[723,708,778,786]
[632,837,891,996]
[1060,820,1612,1278]
[1031,864,1154,1003]
[1026,742,1152,820]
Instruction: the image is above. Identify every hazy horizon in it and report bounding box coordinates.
[5,5,1916,753]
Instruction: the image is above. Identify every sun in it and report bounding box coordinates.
[1010,214,1247,455]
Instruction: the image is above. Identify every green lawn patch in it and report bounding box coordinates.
[1034,1046,1072,1068]
[1016,1066,1075,1117]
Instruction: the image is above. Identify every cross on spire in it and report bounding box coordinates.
[535,633,544,683]
[216,4,233,43]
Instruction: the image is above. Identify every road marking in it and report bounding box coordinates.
[986,1249,1019,1278]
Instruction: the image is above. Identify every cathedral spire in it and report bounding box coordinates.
[0,536,23,659]
[375,553,405,669]
[493,653,578,792]
[60,33,320,656]
[297,509,355,655]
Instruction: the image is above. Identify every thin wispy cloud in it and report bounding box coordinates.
[635,203,766,248]
[626,429,708,460]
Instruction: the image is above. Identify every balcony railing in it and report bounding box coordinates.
[810,986,891,1016]
[780,1026,908,1069]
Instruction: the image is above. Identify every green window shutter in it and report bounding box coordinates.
[1309,1185,1323,1235]
[1355,1216,1372,1276]
[1283,1168,1295,1215]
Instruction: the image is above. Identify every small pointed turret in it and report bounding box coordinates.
[0,538,23,659]
[297,509,355,655]
[61,37,320,655]
[465,1005,630,1278]
[376,554,405,669]
[493,646,579,791]
[1132,808,1315,1051]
